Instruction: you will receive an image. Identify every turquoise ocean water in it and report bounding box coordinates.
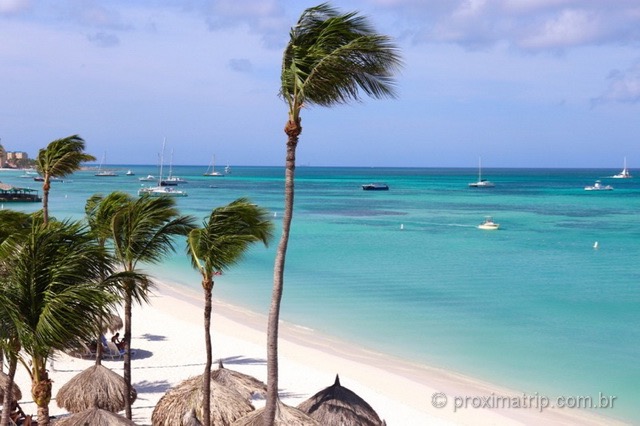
[2,165,638,422]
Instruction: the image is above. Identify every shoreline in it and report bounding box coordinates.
[152,280,626,425]
[8,278,629,425]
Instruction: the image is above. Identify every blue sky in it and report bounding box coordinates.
[2,0,640,168]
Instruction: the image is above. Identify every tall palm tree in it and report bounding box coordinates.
[265,3,401,423]
[0,219,118,426]
[110,195,195,419]
[85,192,134,362]
[187,198,273,426]
[35,135,96,225]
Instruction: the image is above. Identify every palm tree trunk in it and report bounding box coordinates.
[264,122,299,424]
[202,279,213,426]
[124,290,133,420]
[0,355,18,426]
[42,178,51,225]
[32,366,51,426]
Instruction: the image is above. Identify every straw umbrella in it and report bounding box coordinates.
[54,407,136,425]
[212,360,266,400]
[297,375,385,426]
[231,399,320,426]
[0,371,22,403]
[56,364,137,413]
[152,375,254,426]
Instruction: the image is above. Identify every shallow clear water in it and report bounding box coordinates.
[2,165,638,422]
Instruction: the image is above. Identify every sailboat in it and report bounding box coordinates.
[138,140,187,197]
[468,157,495,188]
[203,155,224,177]
[95,153,118,176]
[612,157,632,178]
[161,149,188,185]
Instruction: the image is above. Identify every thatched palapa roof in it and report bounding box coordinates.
[152,375,254,426]
[56,364,137,413]
[231,399,320,426]
[0,371,22,403]
[297,375,385,426]
[54,407,136,425]
[212,359,267,400]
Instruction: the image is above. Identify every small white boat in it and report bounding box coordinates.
[612,158,632,178]
[20,169,39,178]
[469,157,495,188]
[126,170,135,176]
[478,216,500,230]
[584,180,613,191]
[138,175,156,182]
[138,186,187,197]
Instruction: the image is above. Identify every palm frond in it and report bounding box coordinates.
[281,3,402,113]
[36,135,96,178]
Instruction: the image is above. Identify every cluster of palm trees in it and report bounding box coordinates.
[0,3,400,425]
[0,137,274,426]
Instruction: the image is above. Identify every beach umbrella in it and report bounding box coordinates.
[102,313,124,334]
[231,399,320,426]
[151,375,254,426]
[0,371,22,403]
[183,408,203,426]
[54,407,137,425]
[212,359,267,400]
[296,375,385,426]
[56,364,137,413]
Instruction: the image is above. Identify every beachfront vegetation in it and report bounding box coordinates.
[85,192,140,362]
[108,195,195,420]
[186,198,273,426]
[0,219,118,426]
[265,3,402,423]
[35,135,96,225]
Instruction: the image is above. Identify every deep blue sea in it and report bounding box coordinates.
[2,165,639,422]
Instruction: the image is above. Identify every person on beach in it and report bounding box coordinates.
[111,333,121,344]
[116,333,128,351]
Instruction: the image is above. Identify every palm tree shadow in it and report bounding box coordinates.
[219,355,266,366]
[134,379,172,393]
[139,333,167,342]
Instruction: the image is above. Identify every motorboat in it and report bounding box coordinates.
[468,157,495,188]
[362,183,389,191]
[478,216,500,230]
[584,180,613,191]
[138,175,156,182]
[126,170,135,176]
[19,169,39,178]
[138,186,187,197]
[612,158,632,178]
[161,176,188,185]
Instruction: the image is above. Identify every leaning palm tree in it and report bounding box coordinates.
[187,198,273,426]
[111,195,195,419]
[0,219,118,426]
[35,135,96,225]
[265,3,401,423]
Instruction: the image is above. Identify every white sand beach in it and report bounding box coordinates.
[11,280,626,425]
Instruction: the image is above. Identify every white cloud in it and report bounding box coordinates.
[0,0,30,14]
[592,63,640,105]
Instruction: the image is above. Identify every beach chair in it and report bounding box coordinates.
[104,341,125,360]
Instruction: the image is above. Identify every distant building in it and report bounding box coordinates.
[5,151,30,168]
